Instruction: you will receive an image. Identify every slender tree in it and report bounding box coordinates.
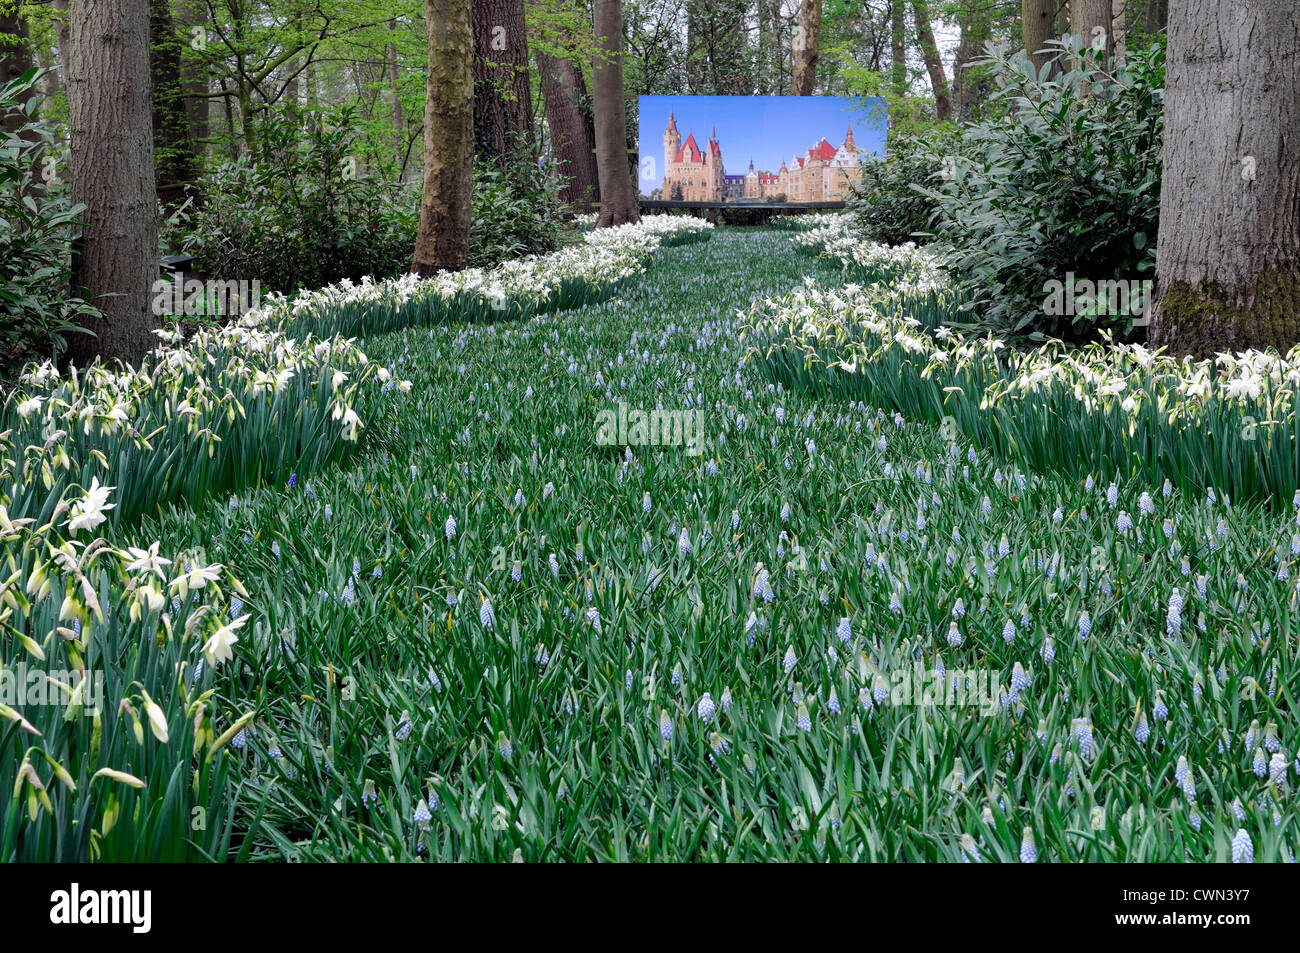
[66,0,159,364]
[592,0,636,226]
[176,0,208,157]
[911,1,950,120]
[953,0,993,119]
[1148,1,1300,354]
[413,0,474,275]
[890,0,906,94]
[789,0,821,96]
[1143,0,1166,35]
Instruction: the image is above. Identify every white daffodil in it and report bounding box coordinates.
[66,477,116,534]
[203,614,247,667]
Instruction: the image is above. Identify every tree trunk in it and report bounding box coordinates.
[953,1,992,120]
[536,44,599,210]
[388,19,405,175]
[911,1,949,120]
[1148,1,1300,355]
[66,0,159,365]
[1022,0,1056,75]
[412,0,473,276]
[176,0,208,158]
[52,0,70,66]
[472,0,533,164]
[890,0,906,94]
[1070,0,1112,61]
[1144,0,1167,36]
[789,0,821,96]
[592,0,636,226]
[150,0,198,203]
[1,0,35,141]
[1111,0,1126,65]
[756,0,772,95]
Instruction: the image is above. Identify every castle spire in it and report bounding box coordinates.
[667,111,677,131]
[844,122,856,148]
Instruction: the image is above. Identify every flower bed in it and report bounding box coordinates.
[747,274,1300,505]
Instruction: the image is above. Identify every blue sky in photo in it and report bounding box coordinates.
[637,95,887,193]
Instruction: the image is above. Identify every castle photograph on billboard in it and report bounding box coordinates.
[637,95,886,204]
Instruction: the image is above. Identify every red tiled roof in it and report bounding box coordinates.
[674,133,704,164]
[810,138,837,161]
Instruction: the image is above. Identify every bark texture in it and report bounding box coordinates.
[412,0,473,276]
[592,0,636,227]
[535,43,599,209]
[1022,0,1056,75]
[66,0,160,365]
[1070,0,1112,61]
[789,0,821,96]
[1149,2,1300,355]
[472,0,533,164]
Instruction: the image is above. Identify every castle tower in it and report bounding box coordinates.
[844,122,857,151]
[664,112,680,178]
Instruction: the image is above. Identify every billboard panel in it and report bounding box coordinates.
[637,94,886,203]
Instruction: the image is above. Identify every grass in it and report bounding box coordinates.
[127,229,1297,862]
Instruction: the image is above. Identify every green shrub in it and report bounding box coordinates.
[469,146,571,268]
[847,128,960,246]
[0,69,99,368]
[919,37,1165,341]
[165,106,418,296]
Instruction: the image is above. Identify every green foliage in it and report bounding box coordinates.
[848,128,960,245]
[919,37,1165,340]
[0,69,98,368]
[166,107,419,295]
[469,146,572,269]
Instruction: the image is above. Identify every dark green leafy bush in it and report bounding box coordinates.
[0,69,99,367]
[469,147,571,268]
[919,37,1164,340]
[166,107,418,295]
[847,128,960,246]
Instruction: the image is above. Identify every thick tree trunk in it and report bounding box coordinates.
[472,0,533,165]
[535,44,599,210]
[789,0,821,96]
[890,0,906,94]
[150,0,198,203]
[911,1,950,120]
[1148,2,1300,355]
[412,0,473,276]
[592,0,636,227]
[1022,0,1056,75]
[66,0,159,365]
